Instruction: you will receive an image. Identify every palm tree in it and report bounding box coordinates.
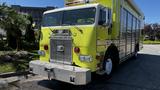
[25,15,35,43]
[0,3,30,50]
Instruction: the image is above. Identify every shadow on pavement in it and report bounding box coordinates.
[37,54,160,90]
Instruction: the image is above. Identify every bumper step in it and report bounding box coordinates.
[29,60,91,85]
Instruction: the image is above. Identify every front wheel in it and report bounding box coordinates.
[104,58,113,75]
[103,44,120,77]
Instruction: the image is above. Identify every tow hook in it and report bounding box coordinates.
[70,76,75,83]
[29,67,33,72]
[44,68,54,80]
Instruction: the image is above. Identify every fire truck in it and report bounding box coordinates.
[29,0,144,85]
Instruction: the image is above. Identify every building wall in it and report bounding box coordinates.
[11,5,55,29]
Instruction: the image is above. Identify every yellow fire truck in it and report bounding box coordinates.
[29,0,144,85]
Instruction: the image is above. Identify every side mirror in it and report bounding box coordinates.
[99,8,112,27]
[105,9,112,27]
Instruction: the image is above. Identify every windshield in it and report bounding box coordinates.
[42,7,96,27]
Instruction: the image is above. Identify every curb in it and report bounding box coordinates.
[0,71,30,78]
[0,80,8,89]
[0,76,19,89]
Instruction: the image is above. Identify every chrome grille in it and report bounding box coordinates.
[50,36,72,64]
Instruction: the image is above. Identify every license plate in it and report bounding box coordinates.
[57,45,64,52]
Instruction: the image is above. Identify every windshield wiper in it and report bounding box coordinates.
[62,23,83,34]
[62,23,74,26]
[73,25,83,34]
[48,27,54,34]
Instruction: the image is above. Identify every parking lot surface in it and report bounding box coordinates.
[8,45,160,90]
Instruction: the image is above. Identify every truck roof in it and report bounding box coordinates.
[44,0,144,18]
[44,3,99,15]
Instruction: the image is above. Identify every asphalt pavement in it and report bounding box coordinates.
[7,45,160,90]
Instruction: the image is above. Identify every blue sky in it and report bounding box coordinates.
[134,0,160,23]
[0,0,64,7]
[0,0,159,23]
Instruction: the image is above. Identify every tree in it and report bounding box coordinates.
[152,23,158,40]
[143,23,160,41]
[144,24,152,35]
[0,3,30,50]
[25,15,35,43]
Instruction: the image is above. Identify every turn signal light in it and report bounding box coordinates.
[44,45,48,50]
[74,47,80,53]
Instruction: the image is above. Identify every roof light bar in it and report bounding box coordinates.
[65,0,95,6]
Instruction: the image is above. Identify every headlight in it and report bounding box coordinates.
[38,50,45,56]
[79,55,92,62]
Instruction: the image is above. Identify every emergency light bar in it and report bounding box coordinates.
[65,0,95,6]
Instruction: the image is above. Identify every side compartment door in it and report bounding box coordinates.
[126,12,132,55]
[119,7,127,59]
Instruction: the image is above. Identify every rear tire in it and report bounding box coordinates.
[133,44,139,59]
[133,50,139,59]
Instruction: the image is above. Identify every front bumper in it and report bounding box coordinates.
[29,60,91,85]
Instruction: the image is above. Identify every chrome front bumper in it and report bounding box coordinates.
[29,60,91,85]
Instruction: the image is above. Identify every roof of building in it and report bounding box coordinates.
[11,5,55,10]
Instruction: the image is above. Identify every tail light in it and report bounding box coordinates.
[74,47,80,53]
[44,45,48,50]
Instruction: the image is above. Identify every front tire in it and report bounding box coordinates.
[104,58,113,75]
[103,44,119,77]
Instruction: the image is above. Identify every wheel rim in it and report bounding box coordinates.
[105,58,113,75]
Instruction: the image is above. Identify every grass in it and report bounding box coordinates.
[0,60,30,74]
[0,51,16,73]
[0,63,16,73]
[143,40,160,44]
[0,50,38,74]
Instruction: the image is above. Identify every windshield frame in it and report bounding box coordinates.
[42,4,99,27]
